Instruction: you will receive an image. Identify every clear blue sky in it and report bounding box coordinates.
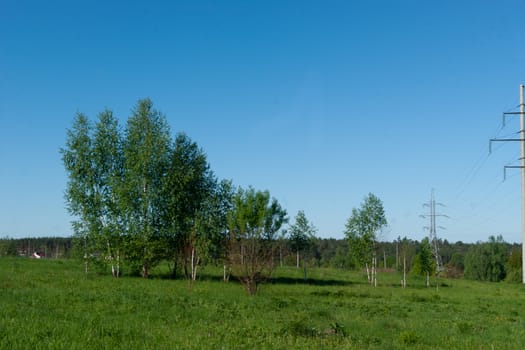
[2,0,525,242]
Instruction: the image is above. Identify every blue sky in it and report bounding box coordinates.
[1,0,525,242]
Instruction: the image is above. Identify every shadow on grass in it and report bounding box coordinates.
[151,271,358,287]
[270,276,356,287]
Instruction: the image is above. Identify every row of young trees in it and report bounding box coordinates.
[1,234,518,281]
[342,194,522,285]
[62,99,320,294]
[62,99,522,293]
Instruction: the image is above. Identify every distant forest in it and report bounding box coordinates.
[1,236,518,280]
[0,236,73,259]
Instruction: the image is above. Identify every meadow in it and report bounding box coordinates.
[1,258,524,349]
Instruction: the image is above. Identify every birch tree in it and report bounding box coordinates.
[91,110,123,277]
[344,193,387,286]
[62,113,96,274]
[162,132,219,281]
[120,99,171,278]
[288,210,317,268]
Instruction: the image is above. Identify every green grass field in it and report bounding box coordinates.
[1,258,524,349]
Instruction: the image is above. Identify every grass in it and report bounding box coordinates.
[1,258,525,349]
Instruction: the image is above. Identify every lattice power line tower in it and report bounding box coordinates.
[420,190,447,273]
[489,84,525,284]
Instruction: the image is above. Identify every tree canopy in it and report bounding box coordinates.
[227,187,287,294]
[62,99,228,279]
[464,235,508,282]
[344,193,387,267]
[288,210,317,268]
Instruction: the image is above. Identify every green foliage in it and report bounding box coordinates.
[411,237,435,276]
[288,210,317,267]
[0,238,18,256]
[162,132,222,279]
[464,235,508,282]
[120,99,172,277]
[344,193,387,268]
[398,331,419,345]
[505,246,522,283]
[449,252,465,270]
[331,246,350,269]
[62,99,232,280]
[227,187,287,294]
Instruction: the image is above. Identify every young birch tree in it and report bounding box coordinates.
[344,193,387,286]
[92,110,123,277]
[63,111,124,277]
[62,113,96,275]
[288,210,317,268]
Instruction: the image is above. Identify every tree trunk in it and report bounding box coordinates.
[426,271,430,287]
[107,241,116,278]
[190,247,200,281]
[365,263,371,284]
[296,250,300,268]
[142,263,149,278]
[191,247,195,280]
[84,254,88,278]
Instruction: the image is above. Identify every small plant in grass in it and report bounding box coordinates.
[399,331,419,345]
[283,319,318,337]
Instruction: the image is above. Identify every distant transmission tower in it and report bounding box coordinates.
[420,189,447,273]
[489,84,525,284]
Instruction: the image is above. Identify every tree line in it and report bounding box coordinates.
[54,99,524,293]
[1,234,520,283]
[0,237,73,258]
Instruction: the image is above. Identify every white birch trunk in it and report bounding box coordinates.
[223,264,231,282]
[191,247,195,280]
[84,254,88,277]
[365,263,371,284]
[192,259,199,281]
[107,241,116,278]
